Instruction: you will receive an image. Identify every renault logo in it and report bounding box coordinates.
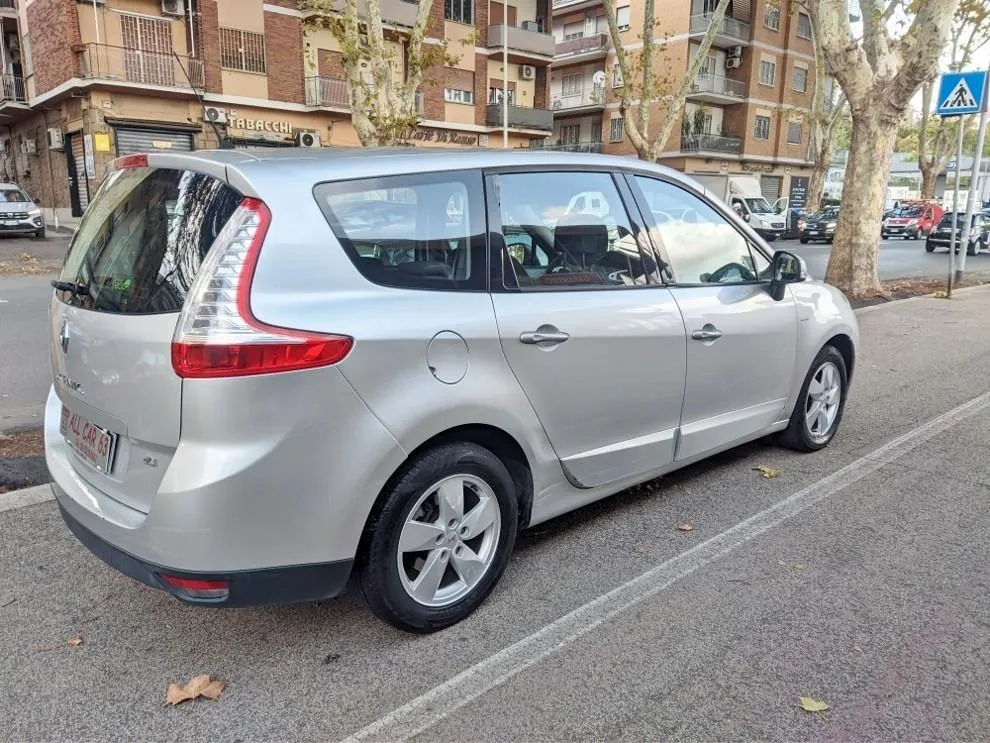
[59,319,70,354]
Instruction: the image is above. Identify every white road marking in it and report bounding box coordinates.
[341,389,990,743]
[0,298,8,303]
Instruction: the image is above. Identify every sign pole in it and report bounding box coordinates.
[947,118,965,297]
[959,67,990,280]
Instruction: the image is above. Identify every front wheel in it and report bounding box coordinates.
[778,345,848,453]
[925,242,935,253]
[359,442,519,633]
[799,237,809,244]
[34,227,45,239]
[881,232,888,240]
[968,240,981,256]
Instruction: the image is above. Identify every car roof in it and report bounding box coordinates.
[141,147,701,192]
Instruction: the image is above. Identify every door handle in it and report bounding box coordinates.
[691,325,723,341]
[520,326,570,346]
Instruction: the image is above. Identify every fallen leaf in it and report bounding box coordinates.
[933,290,949,299]
[792,564,808,571]
[799,696,829,712]
[754,465,781,480]
[165,674,225,706]
[852,644,863,653]
[66,635,84,647]
[33,646,56,653]
[677,523,694,532]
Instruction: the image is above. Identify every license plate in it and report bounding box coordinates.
[809,231,820,235]
[4,220,19,226]
[60,407,117,473]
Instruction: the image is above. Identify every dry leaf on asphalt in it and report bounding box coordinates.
[677,523,694,532]
[792,564,808,571]
[933,290,949,299]
[165,674,225,706]
[754,465,782,480]
[66,635,84,647]
[799,696,829,712]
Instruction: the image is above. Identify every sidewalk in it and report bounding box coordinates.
[46,208,80,235]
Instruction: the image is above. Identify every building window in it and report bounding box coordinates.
[219,28,267,74]
[562,73,583,96]
[616,6,630,31]
[444,0,474,24]
[489,87,515,105]
[559,124,580,144]
[759,59,776,86]
[754,115,771,140]
[590,119,602,142]
[563,22,584,40]
[793,66,808,93]
[763,3,780,30]
[609,116,624,142]
[797,12,812,39]
[612,63,623,87]
[787,121,802,144]
[445,88,474,104]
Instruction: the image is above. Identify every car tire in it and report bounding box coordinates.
[778,345,848,453]
[799,237,809,244]
[358,442,519,633]
[968,240,980,256]
[881,232,888,240]
[34,227,45,239]
[925,242,935,253]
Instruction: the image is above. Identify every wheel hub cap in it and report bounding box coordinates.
[805,361,841,443]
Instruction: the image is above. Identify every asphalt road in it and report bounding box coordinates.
[0,233,984,433]
[2,287,990,741]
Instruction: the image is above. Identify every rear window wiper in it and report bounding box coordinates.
[51,280,90,296]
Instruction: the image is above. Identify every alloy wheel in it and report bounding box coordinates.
[805,361,842,444]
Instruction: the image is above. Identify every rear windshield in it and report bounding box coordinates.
[58,167,242,314]
[939,213,973,227]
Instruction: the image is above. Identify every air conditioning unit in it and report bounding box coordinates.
[521,20,540,32]
[727,45,743,60]
[726,57,742,70]
[47,128,64,150]
[520,64,536,80]
[161,0,186,16]
[203,106,228,124]
[296,131,321,148]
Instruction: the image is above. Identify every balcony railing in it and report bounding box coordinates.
[306,75,349,108]
[530,140,603,153]
[681,133,742,154]
[552,85,605,110]
[688,13,750,41]
[554,33,609,58]
[487,24,556,58]
[486,103,553,131]
[1,73,24,102]
[76,44,204,89]
[688,74,745,98]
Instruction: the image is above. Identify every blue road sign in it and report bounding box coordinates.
[936,70,987,117]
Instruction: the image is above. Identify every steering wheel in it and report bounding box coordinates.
[702,262,758,284]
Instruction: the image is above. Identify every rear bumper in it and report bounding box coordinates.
[56,490,353,607]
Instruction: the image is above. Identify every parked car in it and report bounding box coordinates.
[925,211,990,255]
[0,182,46,238]
[882,201,943,240]
[799,206,840,244]
[46,149,859,633]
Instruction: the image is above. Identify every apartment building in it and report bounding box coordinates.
[546,0,818,203]
[1,0,555,216]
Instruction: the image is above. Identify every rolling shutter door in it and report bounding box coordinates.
[71,134,89,213]
[115,128,193,156]
[760,175,782,202]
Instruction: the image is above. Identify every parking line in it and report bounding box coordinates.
[341,388,990,743]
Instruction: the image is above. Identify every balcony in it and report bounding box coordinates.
[76,44,204,90]
[686,74,745,103]
[329,0,419,28]
[487,24,555,61]
[551,0,602,13]
[486,103,553,131]
[681,133,742,154]
[0,73,24,103]
[554,33,609,61]
[551,85,606,113]
[688,13,751,46]
[530,140,603,153]
[306,76,349,108]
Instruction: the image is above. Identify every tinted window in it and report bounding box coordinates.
[635,176,769,284]
[495,171,659,290]
[316,172,486,291]
[58,168,242,314]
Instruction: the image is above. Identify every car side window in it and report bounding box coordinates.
[495,171,660,290]
[315,171,486,291]
[634,176,770,285]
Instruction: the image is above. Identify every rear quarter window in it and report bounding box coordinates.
[314,171,487,291]
[58,167,242,314]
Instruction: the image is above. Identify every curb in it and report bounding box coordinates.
[0,483,54,513]
[854,282,990,315]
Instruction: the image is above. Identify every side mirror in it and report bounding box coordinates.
[768,250,807,301]
[742,213,751,222]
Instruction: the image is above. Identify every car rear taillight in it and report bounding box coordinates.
[160,575,230,601]
[113,153,148,170]
[171,197,353,379]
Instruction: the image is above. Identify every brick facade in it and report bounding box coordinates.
[264,10,306,104]
[27,0,80,96]
[198,0,223,94]
[318,50,345,78]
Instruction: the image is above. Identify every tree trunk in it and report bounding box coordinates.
[825,113,896,296]
[919,163,940,199]
[806,140,831,213]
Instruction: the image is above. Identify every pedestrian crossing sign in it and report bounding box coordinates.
[936,70,987,117]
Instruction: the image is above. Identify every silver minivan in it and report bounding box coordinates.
[46,149,858,632]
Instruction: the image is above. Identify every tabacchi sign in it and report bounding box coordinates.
[228,117,293,133]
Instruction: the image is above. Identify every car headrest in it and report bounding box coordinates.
[554,212,609,261]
